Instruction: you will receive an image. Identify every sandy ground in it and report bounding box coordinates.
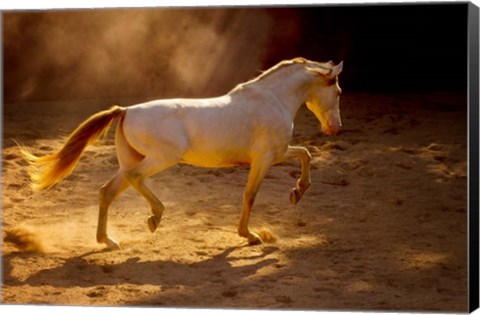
[2,92,469,311]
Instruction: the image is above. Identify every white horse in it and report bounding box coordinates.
[20,57,343,249]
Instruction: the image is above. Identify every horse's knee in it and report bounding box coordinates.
[304,149,312,162]
[298,147,311,162]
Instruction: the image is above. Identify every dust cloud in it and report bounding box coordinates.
[4,225,47,253]
[4,5,469,104]
[4,8,283,103]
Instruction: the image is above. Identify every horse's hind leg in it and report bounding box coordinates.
[283,146,312,205]
[123,156,177,233]
[97,116,144,249]
[97,171,130,249]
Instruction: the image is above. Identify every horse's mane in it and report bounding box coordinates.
[254,57,307,82]
[230,57,329,93]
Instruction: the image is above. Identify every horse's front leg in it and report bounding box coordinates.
[283,146,312,205]
[238,154,273,245]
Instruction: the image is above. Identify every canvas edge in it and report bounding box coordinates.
[468,1,480,313]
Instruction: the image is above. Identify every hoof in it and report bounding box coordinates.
[247,232,263,246]
[290,188,302,205]
[105,237,121,250]
[147,215,160,233]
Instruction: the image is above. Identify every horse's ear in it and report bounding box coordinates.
[330,61,343,77]
[307,61,343,79]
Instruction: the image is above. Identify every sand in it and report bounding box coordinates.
[2,91,469,311]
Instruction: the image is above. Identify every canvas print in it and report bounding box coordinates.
[2,3,478,312]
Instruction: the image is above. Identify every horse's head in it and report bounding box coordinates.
[304,61,343,136]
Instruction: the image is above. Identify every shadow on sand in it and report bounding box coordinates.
[3,245,279,289]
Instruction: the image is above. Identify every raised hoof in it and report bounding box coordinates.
[147,215,160,233]
[290,188,302,205]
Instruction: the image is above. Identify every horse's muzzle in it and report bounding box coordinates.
[322,122,341,136]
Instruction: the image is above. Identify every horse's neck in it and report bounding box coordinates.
[252,68,310,118]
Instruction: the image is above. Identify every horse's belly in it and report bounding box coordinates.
[180,150,250,168]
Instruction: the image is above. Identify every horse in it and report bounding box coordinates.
[19,57,343,249]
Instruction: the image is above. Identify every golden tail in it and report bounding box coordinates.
[18,105,126,190]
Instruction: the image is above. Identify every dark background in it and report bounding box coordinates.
[3,3,469,103]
